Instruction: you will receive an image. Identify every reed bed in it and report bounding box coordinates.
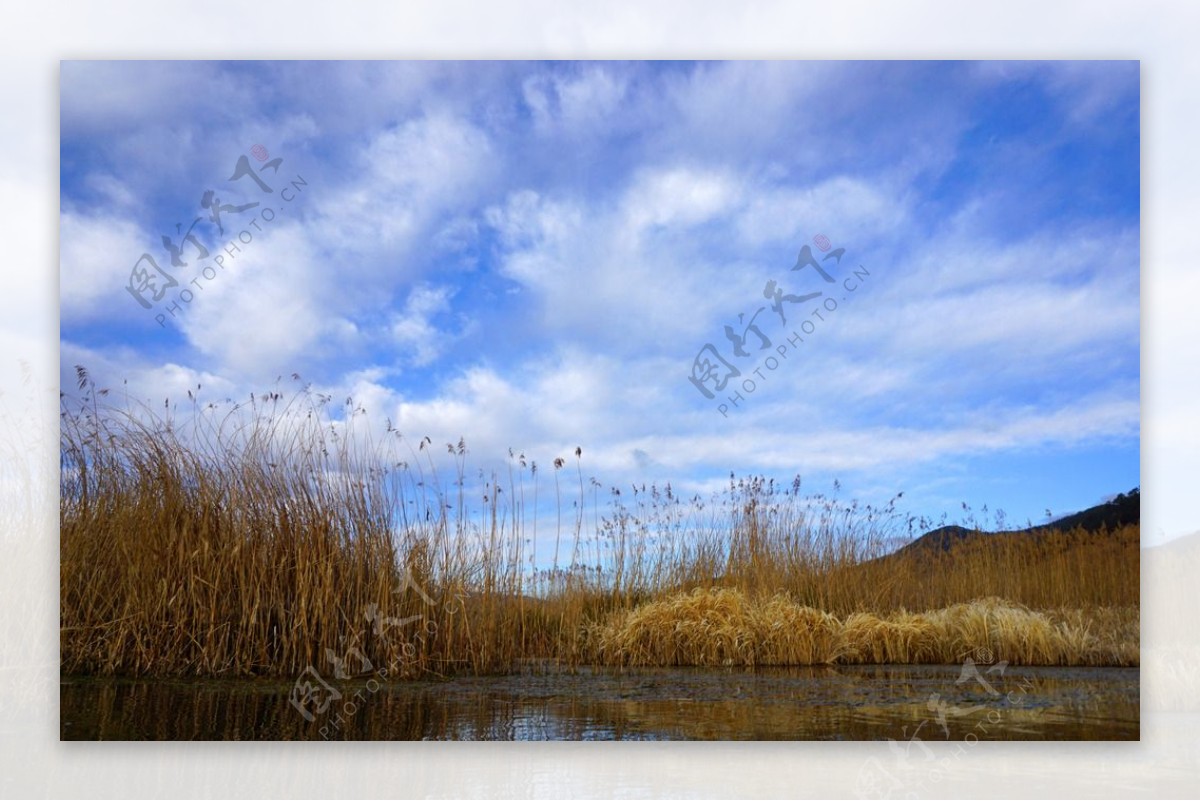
[61,375,1139,677]
[584,590,1137,667]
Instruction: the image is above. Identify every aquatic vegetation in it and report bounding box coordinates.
[585,590,1138,668]
[60,377,1140,677]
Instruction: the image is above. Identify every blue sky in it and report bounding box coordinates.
[59,60,1140,543]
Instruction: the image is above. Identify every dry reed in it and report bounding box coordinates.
[584,590,1137,668]
[61,375,1139,677]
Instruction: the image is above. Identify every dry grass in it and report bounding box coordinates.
[61,376,1139,677]
[584,590,1137,668]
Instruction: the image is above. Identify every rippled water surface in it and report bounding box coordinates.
[61,664,1138,740]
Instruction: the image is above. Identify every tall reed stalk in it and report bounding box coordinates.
[61,376,1138,677]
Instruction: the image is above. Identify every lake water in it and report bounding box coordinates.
[60,663,1138,740]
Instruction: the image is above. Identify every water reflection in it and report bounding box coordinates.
[61,664,1138,741]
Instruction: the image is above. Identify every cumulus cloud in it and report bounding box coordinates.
[523,64,630,135]
[311,111,497,275]
[163,220,342,378]
[391,284,455,366]
[59,61,1141,532]
[59,210,148,322]
[622,166,742,232]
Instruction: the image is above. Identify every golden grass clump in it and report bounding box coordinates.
[584,588,755,667]
[1048,605,1140,667]
[584,590,1138,668]
[584,588,847,667]
[749,595,844,665]
[842,611,939,664]
[921,597,1061,665]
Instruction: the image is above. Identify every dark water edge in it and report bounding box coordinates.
[60,664,1139,741]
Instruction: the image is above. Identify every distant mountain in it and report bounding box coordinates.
[899,488,1140,555]
[899,525,975,554]
[1044,488,1140,533]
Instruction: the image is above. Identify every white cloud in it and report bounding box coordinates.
[523,65,629,134]
[391,284,454,366]
[852,223,1140,381]
[970,61,1139,128]
[600,391,1139,479]
[393,365,529,458]
[483,170,900,355]
[59,210,148,321]
[485,187,721,350]
[81,173,138,211]
[59,340,238,409]
[660,61,833,155]
[308,112,497,293]
[734,175,909,247]
[622,167,742,232]
[366,113,495,210]
[59,61,249,135]
[173,220,353,379]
